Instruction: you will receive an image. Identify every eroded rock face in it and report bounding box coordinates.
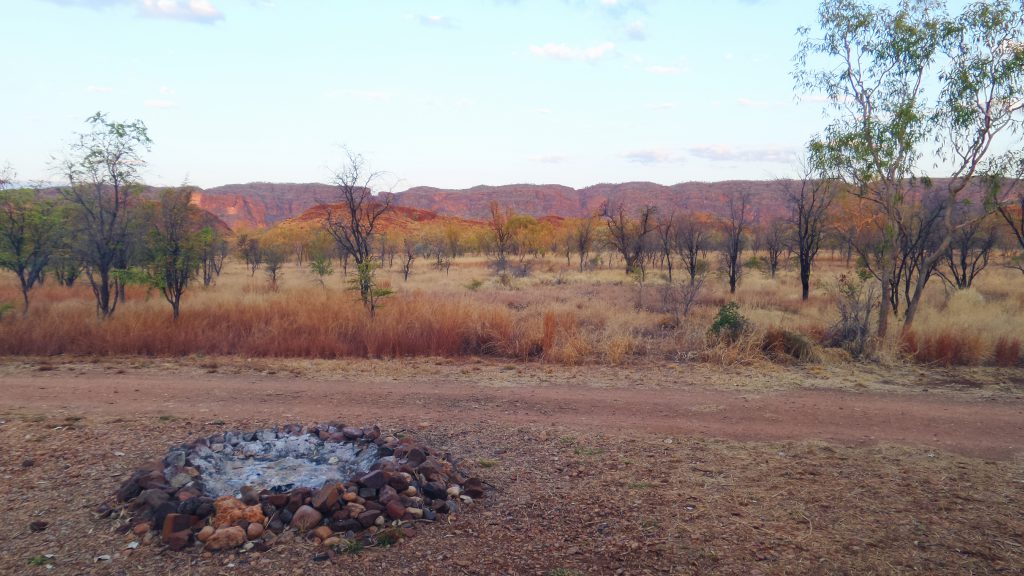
[110,423,486,554]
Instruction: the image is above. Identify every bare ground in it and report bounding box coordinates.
[1,357,1023,575]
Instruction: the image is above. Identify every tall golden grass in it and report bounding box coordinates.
[0,253,1020,366]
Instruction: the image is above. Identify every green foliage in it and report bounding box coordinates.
[348,260,393,316]
[0,302,14,319]
[0,188,62,313]
[824,269,877,358]
[27,555,49,566]
[709,302,748,341]
[309,253,334,284]
[465,278,484,291]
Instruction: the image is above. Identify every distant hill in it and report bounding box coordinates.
[192,180,796,230]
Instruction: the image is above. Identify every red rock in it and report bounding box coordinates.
[357,510,381,528]
[386,500,406,520]
[162,514,194,541]
[312,525,333,541]
[196,525,215,542]
[463,477,485,499]
[246,522,264,539]
[164,529,191,551]
[290,505,323,531]
[205,526,246,551]
[132,522,151,536]
[311,485,339,512]
[358,470,385,489]
[405,448,427,467]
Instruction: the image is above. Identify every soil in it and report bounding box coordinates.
[1,357,1023,575]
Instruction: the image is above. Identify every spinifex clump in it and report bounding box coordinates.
[106,423,486,553]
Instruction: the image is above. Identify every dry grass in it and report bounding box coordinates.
[1,252,1022,366]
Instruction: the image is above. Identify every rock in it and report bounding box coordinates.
[358,486,377,499]
[278,509,293,524]
[28,520,48,532]
[423,482,447,500]
[168,473,193,490]
[240,485,260,505]
[135,488,169,511]
[205,526,246,551]
[463,477,485,499]
[117,478,143,502]
[323,536,341,547]
[246,522,264,539]
[212,496,265,528]
[387,474,410,492]
[196,525,215,543]
[406,507,424,519]
[447,486,461,498]
[268,518,285,533]
[21,459,34,468]
[345,503,366,517]
[330,518,363,533]
[357,510,381,528]
[385,500,406,519]
[164,529,191,551]
[406,448,427,467]
[312,485,339,512]
[312,525,333,541]
[358,470,385,490]
[342,491,358,503]
[164,450,186,469]
[291,505,323,531]
[378,485,398,504]
[341,426,363,439]
[132,522,152,536]
[162,514,194,539]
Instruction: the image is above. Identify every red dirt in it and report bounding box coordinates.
[2,367,1021,459]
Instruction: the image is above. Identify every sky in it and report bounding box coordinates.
[4,0,849,190]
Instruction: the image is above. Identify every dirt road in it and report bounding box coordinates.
[2,363,1021,459]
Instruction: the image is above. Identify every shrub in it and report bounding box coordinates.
[762,328,818,363]
[709,302,747,341]
[902,330,984,366]
[993,337,1022,367]
[824,270,876,358]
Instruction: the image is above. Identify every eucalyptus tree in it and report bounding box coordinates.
[0,169,61,314]
[58,112,151,318]
[796,0,1024,336]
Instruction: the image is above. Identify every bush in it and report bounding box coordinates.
[709,302,747,341]
[824,270,876,358]
[902,330,984,366]
[993,337,1022,367]
[762,328,818,363]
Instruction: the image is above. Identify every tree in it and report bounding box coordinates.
[58,112,151,318]
[262,243,286,290]
[487,201,515,273]
[0,180,61,315]
[148,187,204,320]
[601,200,656,276]
[782,166,835,299]
[236,234,262,276]
[321,149,392,304]
[400,236,418,281]
[654,212,676,282]
[570,215,597,272]
[937,208,998,289]
[796,0,1024,336]
[674,213,711,285]
[721,190,753,294]
[759,218,789,279]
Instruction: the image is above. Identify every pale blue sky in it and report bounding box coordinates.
[4,0,840,189]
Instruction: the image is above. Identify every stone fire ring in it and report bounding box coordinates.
[105,423,486,553]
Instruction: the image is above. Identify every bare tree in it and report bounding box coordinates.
[400,236,417,281]
[721,190,753,294]
[760,218,789,279]
[782,166,835,299]
[570,215,597,272]
[600,200,656,276]
[937,210,998,290]
[321,149,392,303]
[673,213,710,286]
[58,112,151,318]
[654,212,675,282]
[487,201,514,273]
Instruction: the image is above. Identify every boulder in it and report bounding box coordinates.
[205,526,246,551]
[290,505,323,531]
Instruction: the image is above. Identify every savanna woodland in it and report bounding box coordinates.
[2,1,1024,575]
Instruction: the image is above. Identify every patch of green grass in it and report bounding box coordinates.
[627,481,651,490]
[477,459,497,468]
[573,446,602,456]
[375,527,403,548]
[27,556,48,566]
[157,415,176,422]
[335,539,364,555]
[64,415,83,423]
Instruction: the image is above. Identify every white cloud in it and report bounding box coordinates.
[144,99,177,109]
[648,101,676,110]
[625,20,646,41]
[417,14,454,28]
[140,0,223,23]
[86,85,113,93]
[646,65,681,75]
[529,42,616,62]
[529,154,567,164]
[535,107,553,114]
[621,148,682,164]
[736,97,785,109]
[687,145,797,163]
[159,86,175,95]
